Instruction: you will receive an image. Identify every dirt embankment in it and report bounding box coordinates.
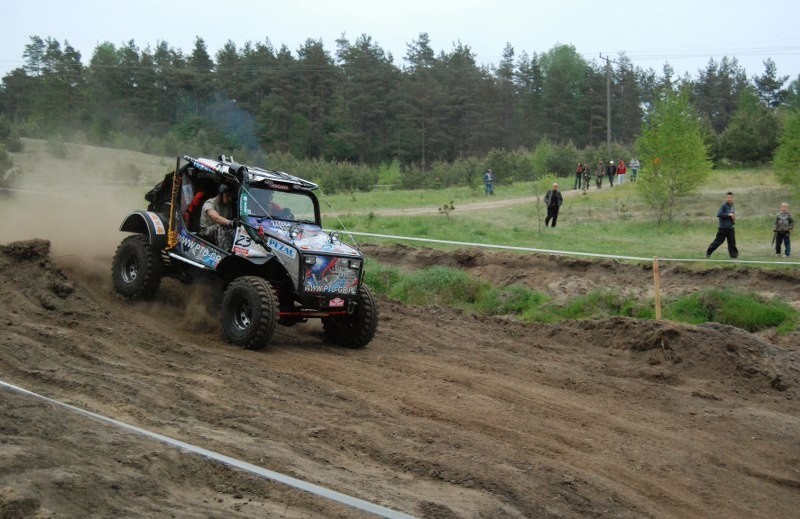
[362,242,800,309]
[1,238,799,518]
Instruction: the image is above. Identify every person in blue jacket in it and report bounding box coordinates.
[483,168,495,195]
[705,192,738,258]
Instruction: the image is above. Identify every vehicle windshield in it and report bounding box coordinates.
[242,185,317,224]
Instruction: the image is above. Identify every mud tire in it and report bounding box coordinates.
[323,284,378,349]
[221,276,277,350]
[111,235,163,300]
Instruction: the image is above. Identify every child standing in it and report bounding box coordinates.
[774,202,794,257]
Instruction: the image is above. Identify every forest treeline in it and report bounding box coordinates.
[1,33,799,192]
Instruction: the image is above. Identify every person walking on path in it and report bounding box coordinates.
[595,160,604,189]
[774,202,794,257]
[544,182,564,227]
[582,164,591,192]
[629,158,640,182]
[617,160,627,185]
[606,161,617,187]
[574,163,583,190]
[483,168,495,195]
[706,192,738,258]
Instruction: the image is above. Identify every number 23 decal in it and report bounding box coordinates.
[235,233,252,248]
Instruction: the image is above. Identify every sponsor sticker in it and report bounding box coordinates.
[267,237,297,259]
[147,212,166,235]
[329,297,345,308]
[177,231,223,267]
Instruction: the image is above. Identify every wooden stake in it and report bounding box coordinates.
[653,257,662,320]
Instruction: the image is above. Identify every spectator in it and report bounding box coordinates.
[629,158,640,182]
[484,168,495,196]
[574,163,583,190]
[617,160,627,185]
[606,161,617,187]
[705,192,738,259]
[774,202,794,257]
[544,182,564,227]
[582,164,591,192]
[595,160,604,189]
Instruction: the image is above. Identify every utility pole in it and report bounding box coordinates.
[600,54,617,159]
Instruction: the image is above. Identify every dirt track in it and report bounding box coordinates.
[1,238,799,518]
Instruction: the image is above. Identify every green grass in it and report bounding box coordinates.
[365,263,799,332]
[386,266,490,308]
[327,168,799,263]
[320,182,532,213]
[664,288,798,332]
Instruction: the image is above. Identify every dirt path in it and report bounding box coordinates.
[1,239,798,518]
[332,185,595,217]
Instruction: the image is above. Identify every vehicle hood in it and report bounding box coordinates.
[248,218,361,257]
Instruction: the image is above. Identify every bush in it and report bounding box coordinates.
[0,145,17,189]
[665,288,797,332]
[0,117,24,152]
[773,110,800,189]
[477,285,548,315]
[363,261,402,296]
[389,266,490,307]
[556,290,640,320]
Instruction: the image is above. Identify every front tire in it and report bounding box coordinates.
[323,284,378,348]
[111,235,162,299]
[221,276,277,350]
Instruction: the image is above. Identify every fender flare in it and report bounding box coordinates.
[119,211,169,249]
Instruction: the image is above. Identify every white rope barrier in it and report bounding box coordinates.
[343,231,800,266]
[5,186,796,266]
[0,379,416,519]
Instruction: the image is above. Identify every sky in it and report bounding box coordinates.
[2,0,800,82]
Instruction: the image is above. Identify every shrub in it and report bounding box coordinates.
[389,266,490,307]
[477,285,548,315]
[0,145,17,189]
[665,288,797,332]
[773,110,800,189]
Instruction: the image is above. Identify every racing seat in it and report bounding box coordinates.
[183,191,206,232]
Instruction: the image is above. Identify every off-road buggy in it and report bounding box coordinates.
[112,155,377,350]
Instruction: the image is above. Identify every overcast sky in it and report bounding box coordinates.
[2,0,799,82]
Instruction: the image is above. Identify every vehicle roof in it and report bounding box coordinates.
[184,155,319,190]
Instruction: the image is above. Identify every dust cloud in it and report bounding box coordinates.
[1,139,174,260]
[0,139,233,335]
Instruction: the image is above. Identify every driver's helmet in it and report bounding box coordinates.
[218,184,230,195]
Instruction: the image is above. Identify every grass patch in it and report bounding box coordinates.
[552,290,642,321]
[388,266,490,308]
[325,167,798,264]
[363,263,799,332]
[664,288,798,332]
[476,284,550,316]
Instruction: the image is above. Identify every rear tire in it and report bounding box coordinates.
[221,276,277,350]
[111,235,162,299]
[323,284,378,348]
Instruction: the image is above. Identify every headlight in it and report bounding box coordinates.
[304,255,317,265]
[347,259,362,269]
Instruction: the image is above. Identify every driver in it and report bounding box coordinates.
[199,184,236,250]
[262,190,291,219]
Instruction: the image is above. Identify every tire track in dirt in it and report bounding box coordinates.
[1,240,799,518]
